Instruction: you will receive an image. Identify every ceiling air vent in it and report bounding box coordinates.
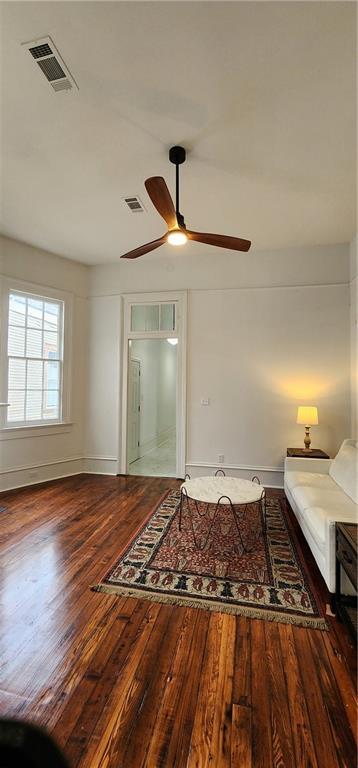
[123,196,146,213]
[22,36,79,92]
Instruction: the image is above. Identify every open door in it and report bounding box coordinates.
[127,339,177,477]
[128,358,140,465]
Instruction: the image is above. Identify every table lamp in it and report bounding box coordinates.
[297,406,318,450]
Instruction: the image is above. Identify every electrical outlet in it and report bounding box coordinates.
[218,454,224,464]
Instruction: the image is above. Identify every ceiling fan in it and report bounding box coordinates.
[120,146,251,259]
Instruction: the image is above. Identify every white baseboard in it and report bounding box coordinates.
[1,455,284,493]
[83,456,118,475]
[185,461,284,488]
[0,455,119,492]
[0,456,84,492]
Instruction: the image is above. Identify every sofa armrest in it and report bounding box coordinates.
[284,457,332,474]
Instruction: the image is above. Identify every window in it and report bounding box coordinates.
[130,303,176,332]
[6,291,64,425]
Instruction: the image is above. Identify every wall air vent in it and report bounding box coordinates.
[22,36,79,92]
[123,196,146,213]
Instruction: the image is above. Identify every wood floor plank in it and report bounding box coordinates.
[187,611,226,767]
[121,604,188,768]
[232,616,252,708]
[264,621,297,768]
[144,607,209,768]
[209,613,236,767]
[0,474,356,768]
[159,609,210,768]
[278,623,319,768]
[307,629,357,768]
[321,621,357,737]
[108,604,177,762]
[230,617,253,767]
[70,601,162,768]
[61,598,160,763]
[293,627,343,768]
[231,702,252,768]
[250,619,273,768]
[51,598,142,746]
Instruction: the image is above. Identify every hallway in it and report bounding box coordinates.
[129,432,176,477]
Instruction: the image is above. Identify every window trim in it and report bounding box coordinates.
[0,277,73,433]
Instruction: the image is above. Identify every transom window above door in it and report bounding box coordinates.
[130,303,176,333]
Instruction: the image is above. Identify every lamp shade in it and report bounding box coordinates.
[297,406,318,425]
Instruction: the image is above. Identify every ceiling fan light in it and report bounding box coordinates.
[167,229,187,246]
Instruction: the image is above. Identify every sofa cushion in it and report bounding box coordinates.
[300,506,329,552]
[301,503,358,553]
[292,484,357,516]
[285,471,334,495]
[329,439,358,503]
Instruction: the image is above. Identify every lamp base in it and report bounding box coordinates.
[304,425,311,450]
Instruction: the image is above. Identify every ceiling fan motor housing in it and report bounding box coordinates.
[169,146,186,165]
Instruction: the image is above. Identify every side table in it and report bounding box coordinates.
[335,522,357,641]
[179,474,266,553]
[287,448,330,459]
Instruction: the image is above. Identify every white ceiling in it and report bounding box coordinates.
[1,1,356,265]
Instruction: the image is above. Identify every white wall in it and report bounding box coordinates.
[89,243,349,295]
[84,295,121,475]
[87,242,351,486]
[0,236,89,490]
[350,235,358,438]
[187,284,350,474]
[0,236,351,489]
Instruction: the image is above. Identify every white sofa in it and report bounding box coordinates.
[284,439,358,594]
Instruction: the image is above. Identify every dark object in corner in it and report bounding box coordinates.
[0,719,69,767]
[335,523,357,642]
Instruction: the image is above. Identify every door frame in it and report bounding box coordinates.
[119,291,187,478]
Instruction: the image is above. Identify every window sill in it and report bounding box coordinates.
[0,422,73,440]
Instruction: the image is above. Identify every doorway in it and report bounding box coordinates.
[120,292,187,478]
[127,339,177,477]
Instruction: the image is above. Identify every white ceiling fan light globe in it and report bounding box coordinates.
[167,229,188,246]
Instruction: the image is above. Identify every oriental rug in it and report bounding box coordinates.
[92,489,327,629]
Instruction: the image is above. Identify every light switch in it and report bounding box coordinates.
[201,398,210,406]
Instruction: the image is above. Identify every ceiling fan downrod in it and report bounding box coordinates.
[169,145,186,228]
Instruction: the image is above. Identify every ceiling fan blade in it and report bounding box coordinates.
[120,234,167,259]
[145,176,178,230]
[187,230,251,252]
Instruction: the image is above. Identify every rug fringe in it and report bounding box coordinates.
[91,583,328,630]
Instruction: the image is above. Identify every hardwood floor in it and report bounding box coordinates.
[0,474,356,767]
